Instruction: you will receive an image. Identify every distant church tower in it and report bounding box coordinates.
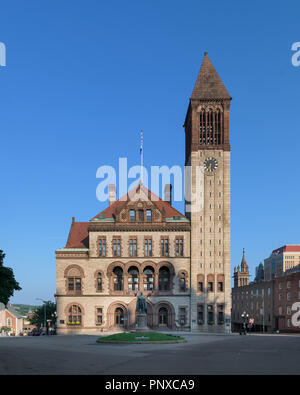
[184,53,231,332]
[233,249,250,287]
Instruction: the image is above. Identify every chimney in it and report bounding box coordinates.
[164,184,172,206]
[109,184,116,206]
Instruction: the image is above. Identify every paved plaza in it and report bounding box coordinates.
[1,332,300,375]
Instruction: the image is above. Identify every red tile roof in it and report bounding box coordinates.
[91,184,186,221]
[272,245,300,254]
[65,222,89,249]
[65,185,186,248]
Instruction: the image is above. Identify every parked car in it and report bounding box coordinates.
[29,329,40,336]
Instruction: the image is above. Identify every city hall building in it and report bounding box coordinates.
[55,53,232,334]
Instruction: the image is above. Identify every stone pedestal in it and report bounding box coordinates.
[135,313,150,332]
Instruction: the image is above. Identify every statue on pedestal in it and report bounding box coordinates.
[135,292,151,332]
[136,292,147,314]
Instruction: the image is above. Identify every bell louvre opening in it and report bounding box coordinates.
[199,109,223,146]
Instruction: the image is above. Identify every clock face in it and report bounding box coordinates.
[204,157,218,173]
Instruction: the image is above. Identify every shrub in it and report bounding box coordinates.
[1,326,11,332]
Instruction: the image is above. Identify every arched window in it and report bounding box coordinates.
[113,267,123,291]
[128,266,139,291]
[66,266,83,294]
[68,305,82,325]
[143,266,154,291]
[96,272,103,292]
[115,307,124,327]
[158,307,168,326]
[215,109,221,145]
[159,266,170,291]
[179,271,187,292]
[199,108,223,146]
[138,209,144,222]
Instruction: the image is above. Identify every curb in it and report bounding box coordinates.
[96,339,187,344]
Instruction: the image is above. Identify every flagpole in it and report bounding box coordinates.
[140,130,143,185]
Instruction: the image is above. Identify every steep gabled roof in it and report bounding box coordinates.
[6,305,23,319]
[64,185,187,249]
[91,184,186,221]
[191,52,231,100]
[65,222,89,249]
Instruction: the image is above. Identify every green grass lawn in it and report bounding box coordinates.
[96,332,185,343]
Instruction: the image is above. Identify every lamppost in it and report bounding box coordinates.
[51,311,57,335]
[36,298,47,330]
[241,311,249,335]
[252,291,265,333]
[261,297,265,333]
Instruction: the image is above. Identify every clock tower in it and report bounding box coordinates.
[184,53,231,332]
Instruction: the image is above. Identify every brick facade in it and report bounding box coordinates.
[274,269,300,332]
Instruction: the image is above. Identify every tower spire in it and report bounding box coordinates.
[233,248,250,287]
[191,53,231,100]
[241,248,247,270]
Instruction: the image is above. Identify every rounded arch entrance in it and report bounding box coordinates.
[153,301,176,330]
[107,301,129,330]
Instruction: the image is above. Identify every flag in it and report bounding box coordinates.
[140,131,143,154]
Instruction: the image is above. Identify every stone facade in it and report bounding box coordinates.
[56,228,192,333]
[55,53,232,334]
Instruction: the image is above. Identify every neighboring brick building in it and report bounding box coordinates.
[0,303,23,335]
[232,249,300,333]
[22,312,36,334]
[231,250,275,333]
[264,245,300,280]
[274,265,300,332]
[55,53,232,334]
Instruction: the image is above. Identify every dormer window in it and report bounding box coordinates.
[130,210,136,222]
[138,209,144,222]
[146,209,152,222]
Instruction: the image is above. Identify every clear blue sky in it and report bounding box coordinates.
[0,1,299,304]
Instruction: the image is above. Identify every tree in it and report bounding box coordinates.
[0,250,21,305]
[29,301,57,327]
